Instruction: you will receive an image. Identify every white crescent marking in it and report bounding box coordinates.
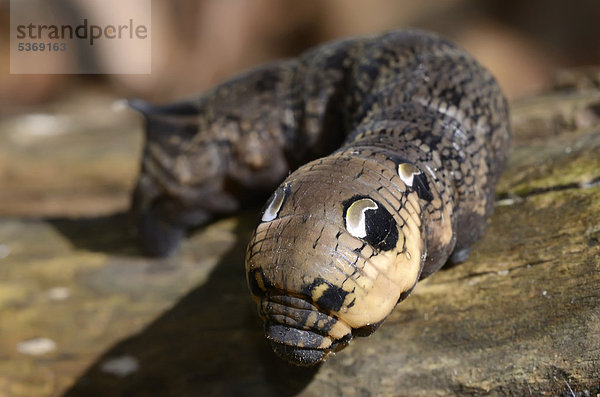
[346,198,378,238]
[262,186,287,222]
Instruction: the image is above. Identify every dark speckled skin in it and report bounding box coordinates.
[131,30,511,365]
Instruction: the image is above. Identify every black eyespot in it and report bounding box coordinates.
[412,173,433,201]
[343,196,399,251]
[397,162,433,202]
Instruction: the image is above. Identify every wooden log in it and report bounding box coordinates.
[0,85,599,396]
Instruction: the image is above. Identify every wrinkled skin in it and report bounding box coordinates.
[131,30,510,365]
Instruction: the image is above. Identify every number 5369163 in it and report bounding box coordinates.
[17,42,66,51]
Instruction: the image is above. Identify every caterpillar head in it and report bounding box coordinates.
[245,155,427,365]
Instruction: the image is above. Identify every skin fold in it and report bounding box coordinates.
[131,30,510,365]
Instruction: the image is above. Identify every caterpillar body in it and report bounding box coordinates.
[130,30,511,366]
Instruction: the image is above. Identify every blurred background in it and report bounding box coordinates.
[0,0,599,216]
[3,0,600,105]
[1,2,600,395]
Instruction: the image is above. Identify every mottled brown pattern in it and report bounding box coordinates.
[131,30,510,365]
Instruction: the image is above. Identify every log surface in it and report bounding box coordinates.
[0,85,599,396]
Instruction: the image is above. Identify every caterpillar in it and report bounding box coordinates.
[130,30,511,366]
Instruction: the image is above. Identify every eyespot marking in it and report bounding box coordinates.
[398,163,420,187]
[261,183,290,222]
[343,196,399,251]
[397,163,433,201]
[344,198,378,238]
